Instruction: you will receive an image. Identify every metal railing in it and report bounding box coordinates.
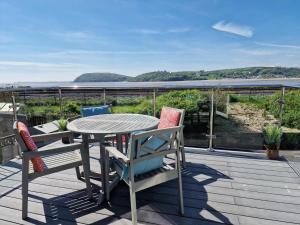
[0,79,299,152]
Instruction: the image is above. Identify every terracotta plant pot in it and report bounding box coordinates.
[265,147,279,160]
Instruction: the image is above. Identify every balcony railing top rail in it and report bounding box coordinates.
[1,78,300,93]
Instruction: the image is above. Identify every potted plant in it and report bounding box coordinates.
[263,124,283,160]
[55,119,70,144]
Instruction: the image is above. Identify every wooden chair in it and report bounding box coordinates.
[13,121,92,220]
[107,126,184,225]
[159,106,186,167]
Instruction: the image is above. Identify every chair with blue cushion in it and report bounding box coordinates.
[80,105,111,117]
[106,126,184,225]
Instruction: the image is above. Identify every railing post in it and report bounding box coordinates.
[58,88,63,118]
[103,88,106,105]
[11,93,17,122]
[279,87,285,126]
[153,89,156,117]
[208,89,215,152]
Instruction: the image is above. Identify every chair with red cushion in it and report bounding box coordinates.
[13,121,92,220]
[158,107,186,166]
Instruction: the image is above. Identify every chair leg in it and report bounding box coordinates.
[176,151,184,216]
[180,131,186,168]
[75,166,81,180]
[129,186,138,225]
[129,166,138,225]
[180,145,186,168]
[22,158,29,219]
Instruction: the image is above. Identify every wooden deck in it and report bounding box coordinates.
[1,147,300,225]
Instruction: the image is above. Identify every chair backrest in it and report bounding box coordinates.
[158,106,185,129]
[80,105,111,117]
[13,121,30,153]
[127,126,182,163]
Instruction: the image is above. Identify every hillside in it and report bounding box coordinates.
[129,67,300,82]
[74,73,129,82]
[74,67,300,82]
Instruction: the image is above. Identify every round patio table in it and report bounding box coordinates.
[67,113,160,203]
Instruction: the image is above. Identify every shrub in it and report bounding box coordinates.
[156,90,206,115]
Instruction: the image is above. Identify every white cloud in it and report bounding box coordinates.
[49,31,94,41]
[167,28,191,33]
[131,27,191,34]
[131,29,161,34]
[255,42,300,49]
[0,61,81,68]
[212,21,253,38]
[236,48,278,56]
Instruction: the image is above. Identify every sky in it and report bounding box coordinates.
[1,0,300,82]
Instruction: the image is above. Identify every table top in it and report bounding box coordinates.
[67,113,160,135]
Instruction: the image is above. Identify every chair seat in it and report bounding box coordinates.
[29,151,82,173]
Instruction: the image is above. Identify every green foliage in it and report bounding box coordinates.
[64,102,80,114]
[263,124,283,150]
[55,119,68,131]
[156,90,206,115]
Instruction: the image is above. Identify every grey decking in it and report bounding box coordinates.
[0,147,300,225]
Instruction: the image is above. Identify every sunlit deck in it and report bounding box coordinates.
[0,147,300,225]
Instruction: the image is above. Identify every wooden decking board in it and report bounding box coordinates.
[1,150,300,225]
[184,160,297,176]
[2,174,300,225]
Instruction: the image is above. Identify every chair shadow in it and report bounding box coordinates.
[7,156,232,224]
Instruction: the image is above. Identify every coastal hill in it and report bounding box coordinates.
[74,67,300,82]
[74,73,129,82]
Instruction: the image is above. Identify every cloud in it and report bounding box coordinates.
[236,48,278,56]
[131,27,191,34]
[0,61,81,68]
[255,42,300,49]
[131,29,161,34]
[167,28,191,33]
[49,31,94,41]
[212,21,253,38]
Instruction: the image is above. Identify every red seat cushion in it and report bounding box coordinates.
[158,107,181,129]
[17,122,46,172]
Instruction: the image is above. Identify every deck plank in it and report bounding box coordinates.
[1,149,300,225]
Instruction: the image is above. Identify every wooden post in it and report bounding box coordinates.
[279,87,285,126]
[58,88,63,118]
[153,89,156,117]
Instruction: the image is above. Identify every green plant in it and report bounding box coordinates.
[55,119,68,131]
[263,124,283,150]
[156,90,206,115]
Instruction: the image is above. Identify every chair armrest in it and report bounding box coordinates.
[23,143,82,159]
[31,131,74,142]
[106,146,129,164]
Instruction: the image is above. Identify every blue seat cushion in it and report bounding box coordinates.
[114,132,169,179]
[81,105,110,117]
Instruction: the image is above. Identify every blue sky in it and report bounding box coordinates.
[1,0,300,82]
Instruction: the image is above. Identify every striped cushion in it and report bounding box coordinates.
[17,122,46,172]
[158,107,181,128]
